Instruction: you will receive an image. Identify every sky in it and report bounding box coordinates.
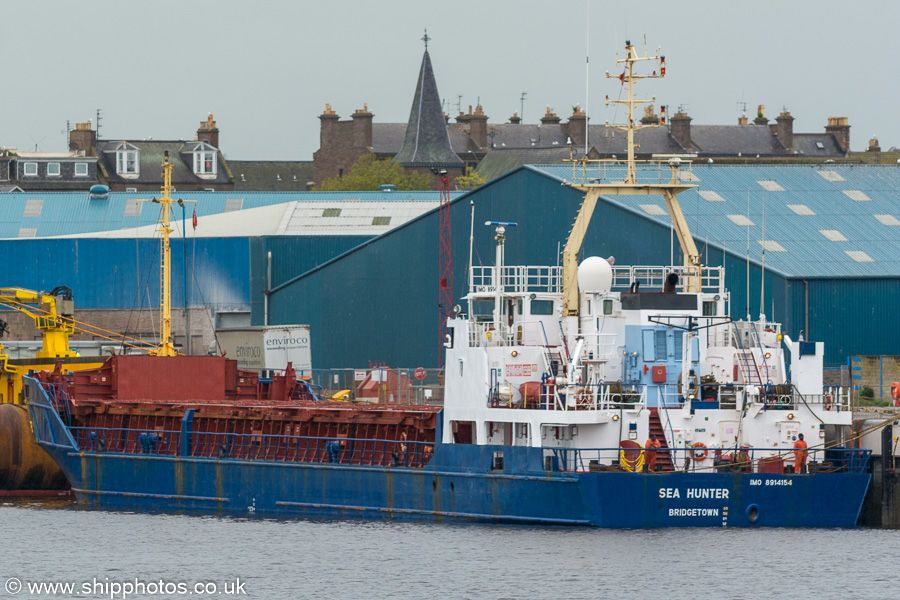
[2,0,897,161]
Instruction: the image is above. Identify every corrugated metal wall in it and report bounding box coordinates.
[248,236,373,323]
[0,238,250,311]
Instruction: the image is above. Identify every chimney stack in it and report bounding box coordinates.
[467,105,489,148]
[566,105,587,147]
[753,104,768,126]
[775,111,794,150]
[351,104,374,149]
[318,104,340,149]
[867,136,881,153]
[670,111,692,150]
[69,122,96,155]
[540,107,561,125]
[825,116,851,153]
[508,112,521,125]
[197,114,219,148]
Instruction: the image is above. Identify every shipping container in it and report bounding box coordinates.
[214,325,311,374]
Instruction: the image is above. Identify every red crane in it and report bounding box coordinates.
[438,170,452,368]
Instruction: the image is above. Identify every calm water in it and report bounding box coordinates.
[0,498,896,600]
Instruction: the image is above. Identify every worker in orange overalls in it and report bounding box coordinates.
[793,433,808,474]
[644,435,662,473]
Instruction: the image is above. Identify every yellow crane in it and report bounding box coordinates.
[0,286,104,404]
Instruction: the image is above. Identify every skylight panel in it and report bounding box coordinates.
[758,240,786,252]
[699,190,726,202]
[874,214,900,226]
[640,204,666,216]
[845,250,874,263]
[727,215,754,226]
[787,204,815,216]
[372,216,391,226]
[224,198,244,212]
[23,198,43,217]
[819,229,848,242]
[843,190,871,202]
[123,199,142,217]
[322,208,342,217]
[816,142,826,150]
[17,228,36,238]
[817,170,845,182]
[757,180,784,192]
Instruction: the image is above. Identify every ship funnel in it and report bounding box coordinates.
[577,256,613,294]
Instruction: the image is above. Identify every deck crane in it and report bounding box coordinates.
[0,286,78,359]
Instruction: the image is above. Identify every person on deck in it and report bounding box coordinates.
[644,435,662,473]
[326,439,343,463]
[793,433,808,474]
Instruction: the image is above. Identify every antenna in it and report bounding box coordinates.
[95,109,103,139]
[760,190,767,322]
[455,94,462,116]
[584,0,590,155]
[520,92,527,123]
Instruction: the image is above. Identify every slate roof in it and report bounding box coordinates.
[393,51,464,167]
[96,140,231,187]
[475,147,594,181]
[688,125,789,156]
[229,161,313,191]
[530,163,900,278]
[792,134,844,157]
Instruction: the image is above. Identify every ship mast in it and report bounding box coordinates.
[563,39,700,316]
[143,151,193,357]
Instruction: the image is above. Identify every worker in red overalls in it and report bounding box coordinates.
[644,435,662,473]
[793,433,808,474]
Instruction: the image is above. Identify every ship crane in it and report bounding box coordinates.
[0,286,77,358]
[562,39,700,319]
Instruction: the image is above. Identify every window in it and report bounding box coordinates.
[530,300,554,315]
[471,299,494,323]
[322,208,342,217]
[372,216,391,226]
[603,299,614,315]
[47,163,60,176]
[74,163,88,176]
[702,301,717,316]
[23,162,37,176]
[193,150,217,175]
[116,148,139,175]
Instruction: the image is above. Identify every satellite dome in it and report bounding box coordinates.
[577,256,613,294]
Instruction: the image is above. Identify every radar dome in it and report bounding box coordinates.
[577,256,613,294]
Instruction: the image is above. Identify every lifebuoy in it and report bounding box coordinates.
[691,442,707,462]
[575,387,594,406]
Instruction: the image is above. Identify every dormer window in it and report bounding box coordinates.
[192,143,217,177]
[114,142,140,177]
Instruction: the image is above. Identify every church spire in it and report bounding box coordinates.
[394,35,463,168]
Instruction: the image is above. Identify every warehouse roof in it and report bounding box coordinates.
[0,189,459,238]
[530,163,900,278]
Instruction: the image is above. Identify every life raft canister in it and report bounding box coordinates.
[691,442,708,462]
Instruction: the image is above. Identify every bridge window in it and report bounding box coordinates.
[530,299,554,315]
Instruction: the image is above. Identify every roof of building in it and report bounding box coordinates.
[529,163,900,278]
[393,51,464,167]
[0,189,460,239]
[229,160,314,191]
[688,125,788,156]
[475,147,591,181]
[96,139,231,186]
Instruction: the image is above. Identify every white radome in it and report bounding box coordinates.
[577,256,613,294]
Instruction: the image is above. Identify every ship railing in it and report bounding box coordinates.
[470,265,563,295]
[609,265,724,294]
[567,158,697,188]
[303,367,443,405]
[546,446,871,475]
[649,383,851,412]
[68,426,436,468]
[579,334,618,363]
[502,382,646,411]
[468,320,564,349]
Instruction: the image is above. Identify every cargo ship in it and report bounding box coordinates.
[24,42,872,527]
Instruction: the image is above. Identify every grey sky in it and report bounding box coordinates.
[2,1,896,161]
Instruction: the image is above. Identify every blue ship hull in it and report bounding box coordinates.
[27,385,870,528]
